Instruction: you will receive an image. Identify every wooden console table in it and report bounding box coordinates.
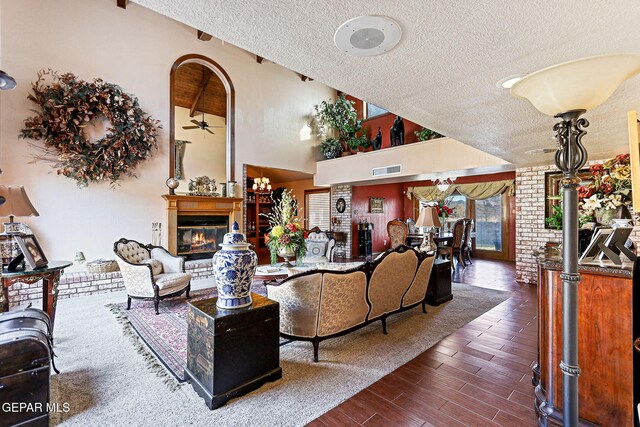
[1,261,72,333]
[535,253,637,426]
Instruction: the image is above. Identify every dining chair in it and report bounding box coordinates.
[387,219,408,249]
[437,219,466,269]
[462,218,475,265]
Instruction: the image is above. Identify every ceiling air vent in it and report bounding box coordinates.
[372,165,401,177]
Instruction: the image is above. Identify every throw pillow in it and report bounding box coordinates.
[307,240,327,258]
[145,259,163,275]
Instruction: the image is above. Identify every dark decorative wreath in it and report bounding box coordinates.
[19,69,161,187]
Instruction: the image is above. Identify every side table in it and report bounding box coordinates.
[1,261,72,333]
[185,293,282,409]
[426,259,452,305]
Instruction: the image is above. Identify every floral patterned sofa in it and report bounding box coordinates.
[266,246,435,361]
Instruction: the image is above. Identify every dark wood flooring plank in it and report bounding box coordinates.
[311,260,538,427]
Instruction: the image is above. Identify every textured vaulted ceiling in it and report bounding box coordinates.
[134,0,640,166]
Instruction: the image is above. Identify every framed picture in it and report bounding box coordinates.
[15,234,48,269]
[336,197,346,213]
[544,169,593,229]
[370,197,384,214]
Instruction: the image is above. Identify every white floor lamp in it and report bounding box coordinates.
[511,53,640,426]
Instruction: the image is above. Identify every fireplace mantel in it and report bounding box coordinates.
[162,195,243,256]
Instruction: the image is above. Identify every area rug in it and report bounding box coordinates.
[107,282,269,382]
[47,282,511,426]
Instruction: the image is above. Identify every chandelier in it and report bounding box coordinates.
[252,176,271,193]
[435,176,456,192]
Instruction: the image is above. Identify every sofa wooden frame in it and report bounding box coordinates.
[270,245,435,361]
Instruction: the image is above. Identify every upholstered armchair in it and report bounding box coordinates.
[387,220,408,249]
[113,238,191,314]
[302,231,336,264]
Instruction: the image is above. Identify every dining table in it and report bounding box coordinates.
[406,232,454,247]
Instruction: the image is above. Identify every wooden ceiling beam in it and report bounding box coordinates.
[116,0,127,9]
[189,68,214,117]
[197,30,213,41]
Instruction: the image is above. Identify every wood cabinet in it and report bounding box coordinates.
[245,189,275,263]
[535,256,639,426]
[426,259,452,306]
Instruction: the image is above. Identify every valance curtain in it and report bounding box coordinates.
[406,179,515,202]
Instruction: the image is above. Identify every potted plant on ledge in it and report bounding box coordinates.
[319,137,342,160]
[315,94,366,158]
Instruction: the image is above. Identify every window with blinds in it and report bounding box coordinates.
[305,190,331,231]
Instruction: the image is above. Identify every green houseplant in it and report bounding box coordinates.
[319,137,342,159]
[414,127,444,141]
[315,95,365,156]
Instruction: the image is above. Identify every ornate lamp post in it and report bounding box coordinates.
[511,53,640,426]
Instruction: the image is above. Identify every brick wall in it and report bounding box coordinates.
[6,259,214,309]
[331,185,353,259]
[516,160,640,284]
[515,164,563,284]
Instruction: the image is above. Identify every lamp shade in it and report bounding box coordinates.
[0,186,39,218]
[415,206,441,228]
[0,70,17,90]
[510,53,640,116]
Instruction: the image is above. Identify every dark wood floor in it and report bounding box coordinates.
[308,259,538,427]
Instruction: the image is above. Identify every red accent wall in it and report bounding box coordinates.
[345,95,423,149]
[351,183,405,255]
[349,171,517,260]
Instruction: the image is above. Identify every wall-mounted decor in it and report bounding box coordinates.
[19,69,161,188]
[369,197,384,213]
[174,140,191,180]
[336,197,346,213]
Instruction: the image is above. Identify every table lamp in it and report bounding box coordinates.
[511,53,640,426]
[415,206,441,253]
[0,185,40,269]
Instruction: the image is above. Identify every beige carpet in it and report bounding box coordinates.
[49,278,509,426]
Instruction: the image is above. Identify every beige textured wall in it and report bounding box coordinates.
[0,0,333,260]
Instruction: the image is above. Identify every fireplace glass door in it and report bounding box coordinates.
[177,225,227,257]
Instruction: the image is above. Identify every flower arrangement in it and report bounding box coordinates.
[578,154,632,224]
[261,190,307,265]
[20,69,160,188]
[434,200,453,219]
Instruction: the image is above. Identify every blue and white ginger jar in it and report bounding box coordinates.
[213,221,258,309]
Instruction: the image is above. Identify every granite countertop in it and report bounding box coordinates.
[535,247,633,278]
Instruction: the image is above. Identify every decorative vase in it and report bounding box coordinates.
[277,246,296,268]
[323,148,340,160]
[212,221,257,309]
[612,218,633,228]
[594,207,618,226]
